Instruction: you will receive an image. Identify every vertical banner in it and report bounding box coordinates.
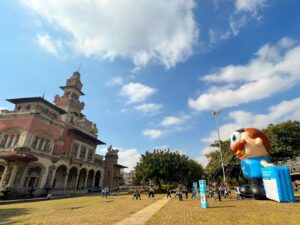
[193,182,199,200]
[199,180,208,208]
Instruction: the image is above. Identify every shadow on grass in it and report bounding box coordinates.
[0,208,30,223]
[209,206,236,209]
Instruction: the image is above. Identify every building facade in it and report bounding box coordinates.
[278,157,300,181]
[0,72,126,196]
[122,170,135,186]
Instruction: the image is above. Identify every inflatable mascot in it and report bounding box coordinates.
[230,128,295,202]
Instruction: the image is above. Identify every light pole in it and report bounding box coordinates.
[211,110,226,182]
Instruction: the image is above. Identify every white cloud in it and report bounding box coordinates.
[203,97,300,143]
[214,0,267,43]
[120,82,156,104]
[235,0,267,14]
[105,76,123,86]
[160,115,190,127]
[36,33,64,58]
[21,0,199,69]
[0,107,8,114]
[189,38,300,111]
[220,15,247,40]
[118,148,141,172]
[134,103,162,115]
[142,129,163,139]
[196,146,218,167]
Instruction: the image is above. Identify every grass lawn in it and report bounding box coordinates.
[146,194,300,225]
[0,193,163,225]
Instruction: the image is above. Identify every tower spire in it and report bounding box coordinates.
[54,71,85,113]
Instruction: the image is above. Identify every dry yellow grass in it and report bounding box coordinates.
[0,193,163,225]
[145,195,300,225]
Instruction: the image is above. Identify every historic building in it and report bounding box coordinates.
[0,72,126,196]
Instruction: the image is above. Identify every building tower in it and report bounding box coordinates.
[54,71,85,114]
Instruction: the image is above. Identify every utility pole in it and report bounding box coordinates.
[211,110,226,182]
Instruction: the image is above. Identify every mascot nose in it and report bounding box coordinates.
[231,140,246,153]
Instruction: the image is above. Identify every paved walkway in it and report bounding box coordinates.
[115,197,171,225]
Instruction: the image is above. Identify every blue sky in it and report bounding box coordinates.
[1,0,300,171]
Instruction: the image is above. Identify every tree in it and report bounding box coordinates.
[204,140,238,181]
[134,149,203,189]
[264,121,300,161]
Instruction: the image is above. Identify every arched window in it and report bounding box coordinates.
[0,129,22,149]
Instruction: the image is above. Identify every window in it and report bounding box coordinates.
[0,133,21,149]
[87,149,93,162]
[0,135,8,148]
[13,134,20,147]
[7,136,14,148]
[71,143,79,159]
[80,146,87,160]
[31,136,52,153]
[43,140,51,152]
[31,137,38,149]
[37,138,44,151]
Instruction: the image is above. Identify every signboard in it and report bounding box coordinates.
[193,182,199,200]
[262,166,295,203]
[199,180,208,208]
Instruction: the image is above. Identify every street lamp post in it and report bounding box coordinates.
[211,110,226,182]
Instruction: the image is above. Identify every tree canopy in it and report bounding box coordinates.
[134,149,204,189]
[264,121,300,161]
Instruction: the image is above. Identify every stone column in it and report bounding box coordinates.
[92,175,96,188]
[84,173,88,190]
[63,172,69,192]
[74,174,79,191]
[18,164,28,187]
[7,165,18,186]
[45,165,56,188]
[0,165,9,187]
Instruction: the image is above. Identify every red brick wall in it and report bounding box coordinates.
[0,117,33,132]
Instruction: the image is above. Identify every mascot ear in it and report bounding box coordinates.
[255,137,263,145]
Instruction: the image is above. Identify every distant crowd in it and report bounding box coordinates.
[102,182,245,201]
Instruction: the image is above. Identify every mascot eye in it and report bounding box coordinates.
[230,132,241,145]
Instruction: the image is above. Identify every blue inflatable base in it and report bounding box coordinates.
[262,166,295,203]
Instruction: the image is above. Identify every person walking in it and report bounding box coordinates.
[175,187,179,198]
[185,186,189,199]
[224,186,231,199]
[236,185,243,200]
[167,187,172,198]
[215,183,222,201]
[148,186,155,198]
[133,188,141,200]
[105,186,109,198]
[102,187,106,198]
[178,188,183,201]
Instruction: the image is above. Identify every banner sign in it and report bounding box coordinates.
[262,166,295,203]
[193,182,199,200]
[199,180,208,208]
